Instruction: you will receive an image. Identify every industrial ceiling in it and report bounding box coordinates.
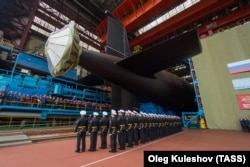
[0,0,249,52]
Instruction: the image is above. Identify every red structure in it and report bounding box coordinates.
[0,0,250,54]
[96,0,250,50]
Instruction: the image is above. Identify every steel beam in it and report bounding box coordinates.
[97,0,178,46]
[41,0,99,37]
[19,0,40,49]
[129,0,242,48]
[198,4,250,35]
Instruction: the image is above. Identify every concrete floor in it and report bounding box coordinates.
[0,128,250,167]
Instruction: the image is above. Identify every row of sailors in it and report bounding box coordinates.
[75,109,182,153]
[0,91,111,111]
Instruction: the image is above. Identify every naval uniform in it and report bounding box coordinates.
[126,115,134,147]
[117,114,127,150]
[88,116,100,151]
[139,116,145,144]
[99,116,109,149]
[133,115,139,145]
[75,116,88,152]
[109,116,118,153]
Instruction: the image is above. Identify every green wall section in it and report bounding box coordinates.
[193,23,250,131]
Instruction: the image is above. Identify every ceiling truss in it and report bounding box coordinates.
[0,0,249,52]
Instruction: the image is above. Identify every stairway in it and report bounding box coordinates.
[0,132,32,147]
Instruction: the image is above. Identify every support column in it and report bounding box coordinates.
[19,0,40,49]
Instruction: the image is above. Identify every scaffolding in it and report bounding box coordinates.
[182,58,206,129]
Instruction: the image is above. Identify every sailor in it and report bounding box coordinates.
[176,116,182,132]
[139,112,145,144]
[88,112,100,152]
[144,113,149,142]
[108,109,118,153]
[148,113,154,141]
[126,110,134,148]
[158,114,163,138]
[117,109,127,150]
[74,110,88,153]
[155,114,160,139]
[160,114,166,137]
[99,111,109,149]
[166,115,171,135]
[132,110,139,145]
[163,115,168,136]
[168,115,174,135]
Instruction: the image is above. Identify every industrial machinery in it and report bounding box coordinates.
[0,41,111,129]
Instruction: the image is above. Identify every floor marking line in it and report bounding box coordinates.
[80,131,186,167]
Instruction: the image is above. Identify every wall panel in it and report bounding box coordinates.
[193,23,250,130]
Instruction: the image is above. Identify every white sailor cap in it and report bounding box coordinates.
[111,109,117,115]
[80,110,86,115]
[118,109,125,113]
[93,112,99,116]
[133,110,138,115]
[102,111,108,116]
[127,111,133,115]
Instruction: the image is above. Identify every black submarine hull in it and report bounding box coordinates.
[79,50,197,115]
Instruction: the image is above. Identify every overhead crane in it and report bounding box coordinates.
[97,0,250,50]
[198,3,250,36]
[96,0,180,47]
[128,0,244,48]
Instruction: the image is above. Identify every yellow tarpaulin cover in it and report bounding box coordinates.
[44,21,82,76]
